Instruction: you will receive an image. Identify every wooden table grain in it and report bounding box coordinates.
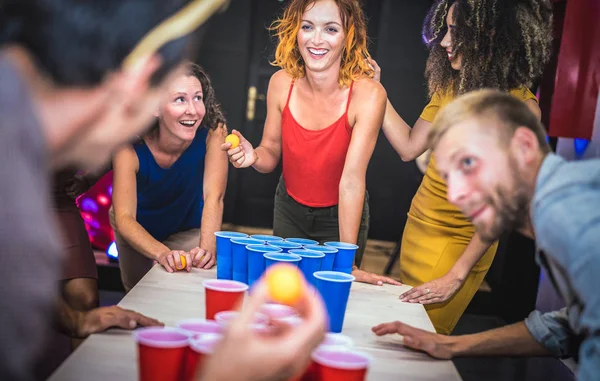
[48,265,462,381]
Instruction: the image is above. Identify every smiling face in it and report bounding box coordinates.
[440,3,462,71]
[296,0,346,74]
[434,117,532,243]
[157,74,205,142]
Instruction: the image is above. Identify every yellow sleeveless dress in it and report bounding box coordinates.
[400,87,537,334]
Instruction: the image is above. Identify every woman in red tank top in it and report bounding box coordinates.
[222,0,399,286]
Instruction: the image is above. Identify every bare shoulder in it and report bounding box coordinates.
[269,69,294,92]
[113,145,139,172]
[352,77,387,102]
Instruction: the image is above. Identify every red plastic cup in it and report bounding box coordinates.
[183,333,223,381]
[204,279,248,320]
[176,319,224,338]
[133,327,192,381]
[214,310,269,327]
[311,346,371,381]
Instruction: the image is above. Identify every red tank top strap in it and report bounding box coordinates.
[345,81,354,113]
[285,79,295,109]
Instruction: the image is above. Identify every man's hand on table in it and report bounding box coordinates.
[352,267,402,286]
[372,321,454,359]
[190,246,216,269]
[74,306,163,338]
[200,280,327,381]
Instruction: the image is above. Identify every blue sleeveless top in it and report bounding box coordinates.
[134,127,209,241]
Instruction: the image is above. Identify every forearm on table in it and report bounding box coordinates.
[338,181,365,247]
[447,233,493,282]
[252,146,280,173]
[116,215,169,260]
[448,321,552,358]
[56,297,83,338]
[199,195,224,253]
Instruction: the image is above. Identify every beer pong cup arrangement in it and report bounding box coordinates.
[212,231,359,287]
[324,242,358,274]
[302,244,338,272]
[214,231,248,279]
[264,252,302,269]
[314,271,355,333]
[203,279,248,320]
[133,327,192,381]
[176,319,223,338]
[183,333,223,381]
[214,310,269,327]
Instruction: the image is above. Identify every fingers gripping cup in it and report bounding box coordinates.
[214,231,248,280]
[203,279,248,320]
[312,346,372,381]
[290,249,325,288]
[324,242,359,274]
[314,271,355,333]
[231,238,264,284]
[246,244,282,287]
[303,245,338,271]
[263,253,302,270]
[183,333,223,381]
[133,327,192,381]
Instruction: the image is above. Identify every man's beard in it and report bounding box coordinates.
[476,168,530,244]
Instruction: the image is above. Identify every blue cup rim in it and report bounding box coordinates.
[289,249,325,258]
[214,231,249,239]
[231,238,265,245]
[246,244,283,253]
[285,238,319,245]
[267,241,302,249]
[250,234,284,241]
[324,241,359,250]
[263,253,302,262]
[313,271,355,283]
[303,244,338,254]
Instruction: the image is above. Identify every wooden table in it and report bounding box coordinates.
[49,265,462,380]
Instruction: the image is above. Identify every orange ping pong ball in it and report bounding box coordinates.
[265,263,305,305]
[176,254,187,271]
[225,134,240,148]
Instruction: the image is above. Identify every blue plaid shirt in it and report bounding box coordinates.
[524,154,600,380]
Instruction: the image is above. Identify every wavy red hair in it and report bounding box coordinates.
[270,0,374,86]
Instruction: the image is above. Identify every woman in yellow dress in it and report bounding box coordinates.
[370,0,553,334]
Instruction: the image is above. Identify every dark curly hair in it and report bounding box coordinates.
[186,62,227,130]
[422,0,553,98]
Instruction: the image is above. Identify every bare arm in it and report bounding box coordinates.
[112,147,170,260]
[381,100,433,161]
[198,124,229,259]
[338,79,386,246]
[373,320,551,359]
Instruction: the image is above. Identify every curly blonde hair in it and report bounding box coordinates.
[270,0,374,87]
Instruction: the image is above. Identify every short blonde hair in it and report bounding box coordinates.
[428,89,550,153]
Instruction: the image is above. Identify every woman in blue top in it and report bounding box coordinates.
[111,62,228,291]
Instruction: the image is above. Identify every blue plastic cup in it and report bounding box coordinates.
[303,245,338,271]
[314,271,355,333]
[285,237,319,246]
[250,234,283,242]
[231,238,265,284]
[325,242,359,274]
[263,253,302,270]
[246,244,282,286]
[290,249,325,288]
[267,240,302,253]
[214,231,249,279]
